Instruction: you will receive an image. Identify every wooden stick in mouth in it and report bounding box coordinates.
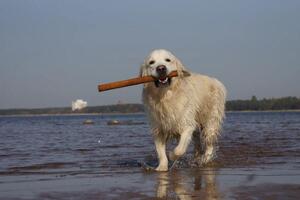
[98,71,185,92]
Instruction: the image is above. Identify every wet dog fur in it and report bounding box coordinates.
[140,49,226,171]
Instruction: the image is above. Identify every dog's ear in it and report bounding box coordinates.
[139,63,148,77]
[182,70,191,77]
[174,57,190,77]
[140,63,151,89]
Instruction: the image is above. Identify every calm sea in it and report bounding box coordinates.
[0,112,299,199]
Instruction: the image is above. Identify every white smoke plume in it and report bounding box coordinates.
[72,99,87,111]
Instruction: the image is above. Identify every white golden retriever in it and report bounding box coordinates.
[140,49,226,171]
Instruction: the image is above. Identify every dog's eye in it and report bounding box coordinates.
[149,60,155,65]
[165,58,171,62]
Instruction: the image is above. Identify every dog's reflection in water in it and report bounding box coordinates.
[156,168,220,200]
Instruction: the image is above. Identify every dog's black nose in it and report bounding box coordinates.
[156,65,167,75]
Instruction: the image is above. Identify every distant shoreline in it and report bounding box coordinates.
[1,110,300,117]
[0,112,146,117]
[1,96,299,116]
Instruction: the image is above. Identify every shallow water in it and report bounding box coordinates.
[0,112,299,199]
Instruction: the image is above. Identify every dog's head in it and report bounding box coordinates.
[140,49,190,88]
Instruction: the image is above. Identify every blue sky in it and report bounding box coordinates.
[0,0,299,108]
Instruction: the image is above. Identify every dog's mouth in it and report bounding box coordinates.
[154,76,172,88]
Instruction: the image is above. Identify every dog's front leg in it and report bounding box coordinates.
[169,127,194,161]
[154,136,168,172]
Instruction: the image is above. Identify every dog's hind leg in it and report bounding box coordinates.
[169,127,194,161]
[200,82,225,165]
[201,116,223,165]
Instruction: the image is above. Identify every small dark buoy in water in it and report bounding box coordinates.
[107,120,120,125]
[83,119,94,125]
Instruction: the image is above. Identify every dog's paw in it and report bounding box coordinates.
[199,146,217,165]
[155,165,168,172]
[200,153,217,165]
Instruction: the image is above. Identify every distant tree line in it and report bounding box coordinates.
[0,97,299,115]
[0,104,145,116]
[226,96,300,111]
[83,104,145,113]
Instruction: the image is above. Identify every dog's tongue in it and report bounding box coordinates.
[159,76,167,81]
